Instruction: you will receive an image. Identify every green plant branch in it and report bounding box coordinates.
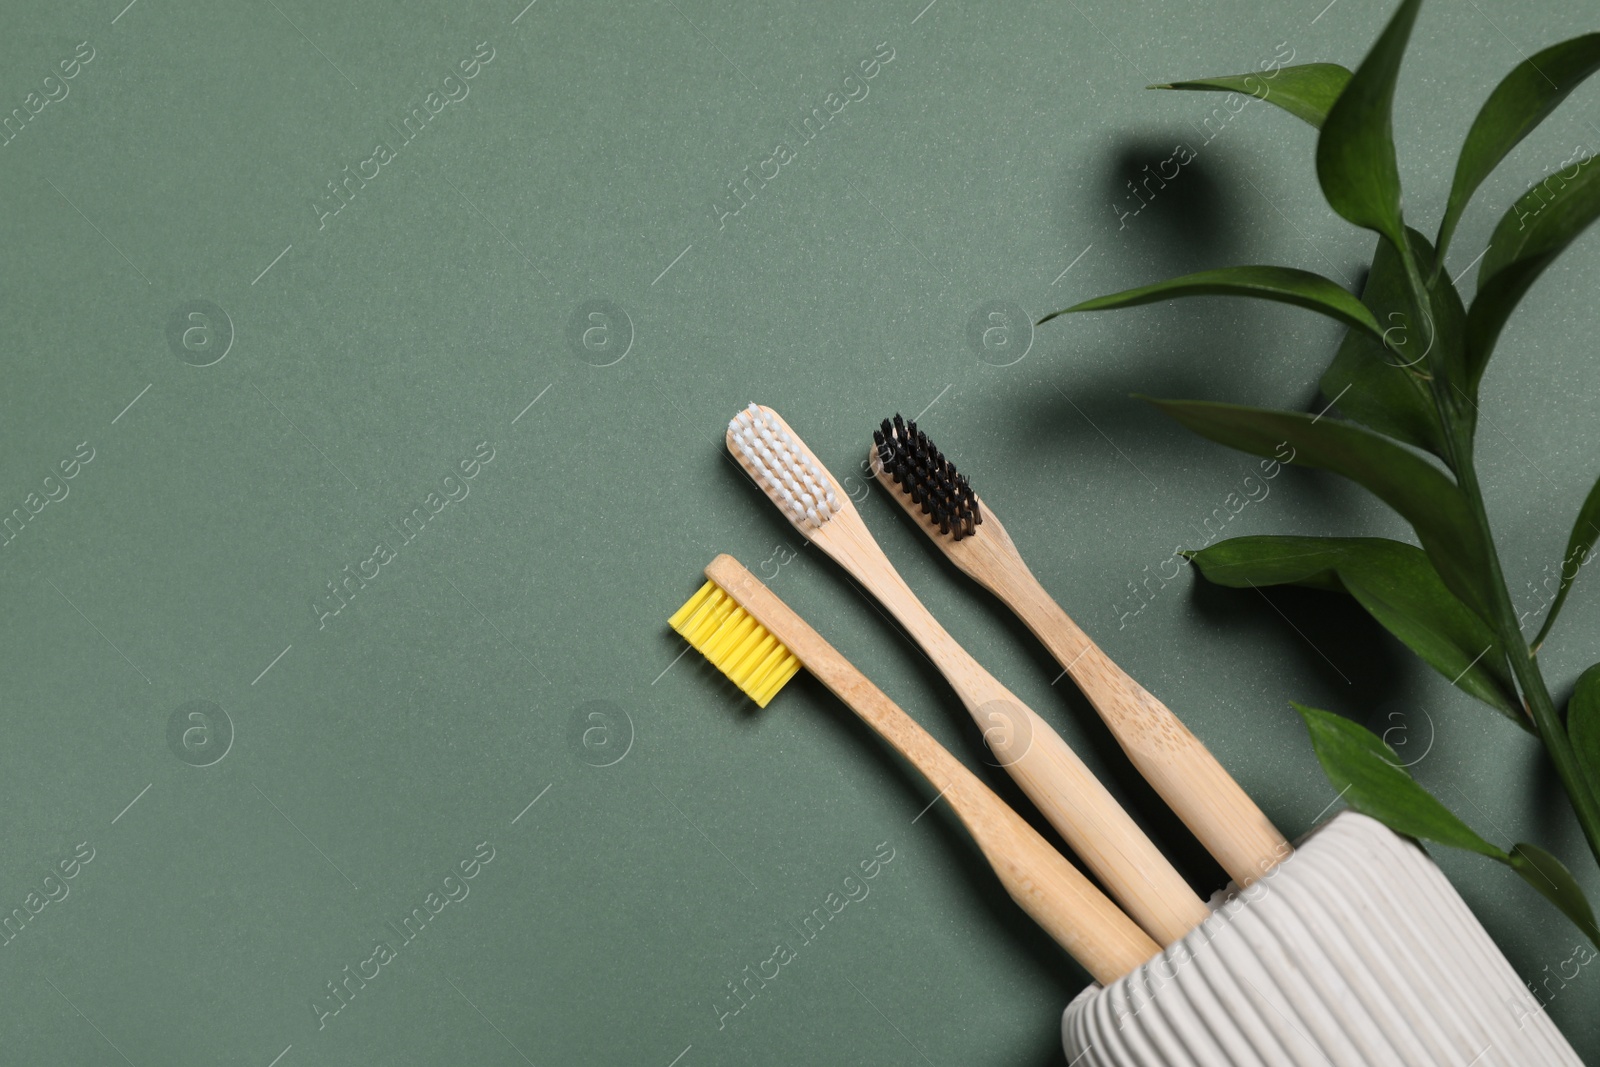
[1446,413,1600,871]
[1398,239,1600,868]
[1392,238,1450,403]
[1055,5,1600,941]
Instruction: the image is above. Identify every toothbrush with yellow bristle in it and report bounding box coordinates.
[726,403,1209,945]
[870,414,1291,889]
[669,553,1161,983]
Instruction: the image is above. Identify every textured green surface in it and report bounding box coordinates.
[3,0,1598,1063]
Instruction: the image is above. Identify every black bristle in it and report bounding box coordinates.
[871,413,983,540]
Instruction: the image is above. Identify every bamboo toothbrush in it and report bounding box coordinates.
[669,553,1161,983]
[726,403,1209,945]
[870,415,1290,888]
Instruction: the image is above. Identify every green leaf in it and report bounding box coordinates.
[1533,475,1600,650]
[1465,155,1600,391]
[1184,535,1349,592]
[1343,567,1515,718]
[1508,842,1600,949]
[1315,0,1422,251]
[1569,664,1600,804]
[1151,63,1353,129]
[1190,536,1521,721]
[1437,33,1600,262]
[1296,705,1600,949]
[1037,266,1382,339]
[1294,703,1506,858]
[1143,399,1494,619]
[1319,229,1458,455]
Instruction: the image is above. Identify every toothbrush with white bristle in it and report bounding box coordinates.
[726,403,1210,946]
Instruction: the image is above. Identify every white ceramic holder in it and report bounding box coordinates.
[1062,812,1582,1065]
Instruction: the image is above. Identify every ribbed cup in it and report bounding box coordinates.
[1062,812,1580,1066]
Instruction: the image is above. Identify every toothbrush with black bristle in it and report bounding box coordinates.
[871,414,1292,889]
[727,403,1210,946]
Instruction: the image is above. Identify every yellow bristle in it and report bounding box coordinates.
[667,581,716,630]
[722,622,769,680]
[740,640,787,687]
[708,611,754,661]
[752,654,801,706]
[668,580,802,708]
[679,582,732,637]
[727,633,777,687]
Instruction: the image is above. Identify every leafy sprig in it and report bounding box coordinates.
[1043,0,1600,944]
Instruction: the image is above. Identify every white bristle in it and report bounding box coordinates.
[728,404,839,529]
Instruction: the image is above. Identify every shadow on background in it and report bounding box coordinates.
[1037,127,1367,444]
[1003,367,1367,539]
[1047,129,1250,286]
[1189,579,1413,716]
[1099,134,1243,276]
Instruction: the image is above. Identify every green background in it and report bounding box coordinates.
[3,0,1598,1063]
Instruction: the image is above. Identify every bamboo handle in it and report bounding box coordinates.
[817,515,1210,944]
[866,451,1291,890]
[1007,576,1291,887]
[706,555,1161,984]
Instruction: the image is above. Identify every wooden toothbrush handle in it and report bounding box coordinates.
[1007,573,1291,887]
[985,701,1212,943]
[816,521,1209,944]
[706,555,1161,984]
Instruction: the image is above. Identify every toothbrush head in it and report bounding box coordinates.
[726,403,843,530]
[669,576,801,708]
[872,415,982,540]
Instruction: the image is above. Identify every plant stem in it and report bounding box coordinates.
[1449,423,1600,871]
[1395,234,1600,870]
